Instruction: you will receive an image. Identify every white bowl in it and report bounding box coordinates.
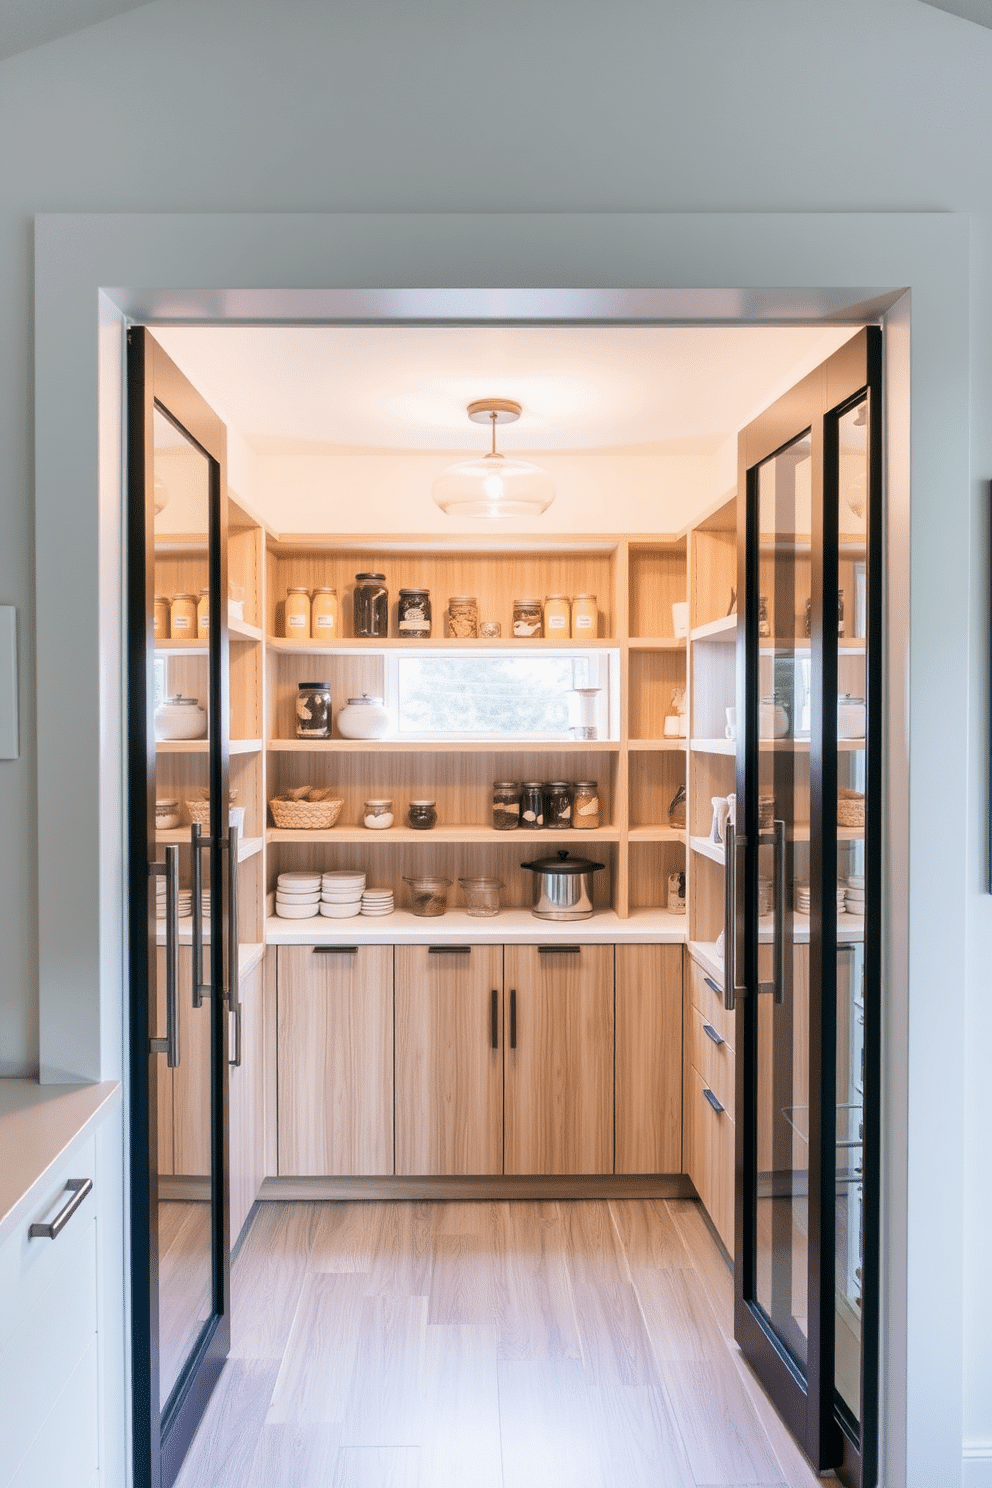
[277,894,321,908]
[276,886,323,900]
[319,902,361,918]
[323,871,367,885]
[279,872,322,890]
[276,901,320,919]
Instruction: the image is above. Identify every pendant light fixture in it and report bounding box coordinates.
[432,399,556,519]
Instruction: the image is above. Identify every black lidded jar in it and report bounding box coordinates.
[296,681,331,739]
[354,572,389,637]
[520,781,545,829]
[398,587,431,639]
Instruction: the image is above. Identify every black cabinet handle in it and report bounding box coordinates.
[428,945,472,955]
[538,945,580,954]
[703,975,722,995]
[313,945,358,954]
[703,1087,725,1115]
[491,989,499,1049]
[510,988,517,1049]
[702,1022,725,1046]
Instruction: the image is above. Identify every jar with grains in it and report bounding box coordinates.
[285,587,311,639]
[407,799,437,830]
[572,781,600,830]
[492,780,521,831]
[520,781,545,829]
[544,595,570,637]
[153,596,171,641]
[544,781,573,829]
[353,573,389,638]
[447,595,478,639]
[296,681,331,739]
[398,588,432,639]
[571,593,598,638]
[170,593,197,639]
[512,598,543,638]
[197,588,210,639]
[312,587,338,642]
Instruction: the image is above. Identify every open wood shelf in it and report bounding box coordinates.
[266,737,621,754]
[267,825,622,847]
[266,635,619,654]
[156,738,262,754]
[156,830,263,862]
[265,907,688,946]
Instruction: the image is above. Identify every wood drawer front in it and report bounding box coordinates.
[615,944,682,1175]
[687,1065,735,1259]
[0,1208,98,1488]
[687,954,735,1051]
[277,944,394,1177]
[690,1004,735,1118]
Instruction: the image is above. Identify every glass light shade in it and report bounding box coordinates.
[432,452,555,519]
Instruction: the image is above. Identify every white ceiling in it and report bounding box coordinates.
[154,323,857,456]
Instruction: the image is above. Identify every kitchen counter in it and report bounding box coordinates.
[0,1079,121,1246]
[265,907,689,945]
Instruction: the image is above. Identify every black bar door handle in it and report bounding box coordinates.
[428,945,472,955]
[509,988,517,1048]
[538,945,581,954]
[313,945,358,954]
[491,989,499,1049]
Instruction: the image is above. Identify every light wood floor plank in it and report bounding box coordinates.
[339,1294,428,1446]
[668,1198,736,1342]
[632,1266,728,1363]
[420,1324,502,1488]
[267,1272,368,1425]
[491,1202,582,1363]
[246,1422,342,1488]
[366,1200,435,1298]
[608,1196,693,1271]
[497,1359,608,1488]
[729,1351,824,1488]
[174,1359,280,1488]
[332,1447,421,1487]
[229,1202,315,1360]
[571,1279,660,1386]
[587,1384,696,1488]
[662,1359,784,1485]
[427,1234,497,1325]
[307,1200,378,1273]
[560,1200,630,1288]
[432,1199,497,1236]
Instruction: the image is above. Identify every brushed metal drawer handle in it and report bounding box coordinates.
[703,976,722,996]
[29,1178,93,1240]
[313,946,358,954]
[702,1087,725,1115]
[428,945,472,955]
[702,1022,725,1046]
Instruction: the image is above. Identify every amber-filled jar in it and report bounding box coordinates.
[285,587,311,639]
[572,781,600,829]
[571,593,598,638]
[447,595,478,639]
[312,587,338,642]
[153,596,170,642]
[170,593,197,639]
[544,595,570,637]
[197,588,210,639]
[354,573,389,638]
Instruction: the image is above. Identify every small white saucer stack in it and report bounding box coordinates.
[156,880,192,919]
[275,871,321,919]
[845,874,865,917]
[320,870,366,918]
[361,888,394,917]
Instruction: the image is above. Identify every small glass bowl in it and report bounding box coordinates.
[458,876,504,917]
[403,875,452,917]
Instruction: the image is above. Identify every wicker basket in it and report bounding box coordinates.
[269,796,344,830]
[185,799,212,827]
[837,789,865,828]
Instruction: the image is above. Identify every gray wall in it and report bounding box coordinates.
[4,0,992,1475]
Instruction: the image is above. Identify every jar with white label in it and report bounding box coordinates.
[544,595,570,638]
[170,593,197,639]
[398,588,431,638]
[512,598,543,638]
[153,596,170,641]
[312,587,338,642]
[571,593,597,638]
[197,588,210,639]
[285,587,311,639]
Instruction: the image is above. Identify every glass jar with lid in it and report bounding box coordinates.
[197,588,210,639]
[492,780,521,830]
[447,595,478,639]
[296,681,331,739]
[544,781,573,828]
[170,593,197,639]
[520,781,545,829]
[544,595,570,637]
[571,781,600,830]
[398,588,432,638]
[153,596,171,641]
[407,799,437,830]
[285,587,311,639]
[312,587,338,642]
[512,598,543,638]
[354,573,389,637]
[571,593,598,637]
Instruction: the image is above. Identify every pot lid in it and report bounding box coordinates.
[345,694,384,706]
[161,695,201,707]
[520,849,605,874]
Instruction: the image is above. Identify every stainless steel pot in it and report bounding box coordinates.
[521,849,604,920]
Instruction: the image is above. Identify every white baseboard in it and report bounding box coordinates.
[963,1446,992,1486]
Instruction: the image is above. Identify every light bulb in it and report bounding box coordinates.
[483,472,504,501]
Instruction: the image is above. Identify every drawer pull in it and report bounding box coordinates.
[702,1087,725,1115]
[538,945,581,954]
[491,989,499,1050]
[702,1022,725,1046]
[703,976,723,996]
[313,946,358,954]
[510,988,517,1048]
[29,1178,93,1240]
[428,945,472,955]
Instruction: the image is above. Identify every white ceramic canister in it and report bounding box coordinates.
[154,695,207,740]
[336,694,391,740]
[566,687,601,740]
[837,694,867,738]
[759,698,790,739]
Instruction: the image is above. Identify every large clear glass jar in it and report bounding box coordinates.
[398,588,432,638]
[513,598,543,638]
[354,573,389,637]
[170,592,197,639]
[492,780,521,830]
[571,781,600,830]
[544,595,570,637]
[544,781,573,828]
[312,587,338,642]
[285,587,311,639]
[520,781,545,829]
[296,681,331,739]
[447,595,478,639]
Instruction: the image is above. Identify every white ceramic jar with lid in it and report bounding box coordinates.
[837,694,866,738]
[336,694,391,740]
[154,695,207,740]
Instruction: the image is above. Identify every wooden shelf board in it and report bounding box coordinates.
[265,636,618,654]
[229,618,263,643]
[627,826,686,843]
[688,736,863,755]
[267,534,622,556]
[264,907,687,946]
[266,737,620,754]
[155,738,262,755]
[155,640,208,656]
[156,830,264,862]
[759,638,866,654]
[267,825,621,846]
[628,738,687,752]
[690,615,737,643]
[689,834,725,865]
[627,637,686,651]
[690,737,736,756]
[240,943,265,979]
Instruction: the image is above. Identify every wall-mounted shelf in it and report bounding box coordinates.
[266,825,622,847]
[266,737,621,754]
[155,738,262,755]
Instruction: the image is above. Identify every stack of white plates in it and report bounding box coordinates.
[845,874,865,917]
[276,871,321,920]
[361,888,394,917]
[795,881,810,915]
[156,881,193,919]
[320,870,366,919]
[837,880,848,914]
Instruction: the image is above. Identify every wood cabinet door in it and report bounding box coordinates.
[229,957,266,1245]
[394,945,503,1176]
[172,946,212,1181]
[504,943,614,1175]
[277,944,393,1177]
[614,944,682,1174]
[154,947,174,1176]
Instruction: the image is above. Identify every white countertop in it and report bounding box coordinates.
[266,907,688,945]
[0,1080,121,1247]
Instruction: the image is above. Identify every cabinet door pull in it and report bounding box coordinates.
[313,946,358,954]
[29,1178,93,1240]
[703,976,722,996]
[229,1004,243,1069]
[150,846,180,1067]
[702,1022,725,1046]
[491,989,499,1049]
[510,988,517,1049]
[702,1087,725,1115]
[538,944,580,954]
[428,945,472,955]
